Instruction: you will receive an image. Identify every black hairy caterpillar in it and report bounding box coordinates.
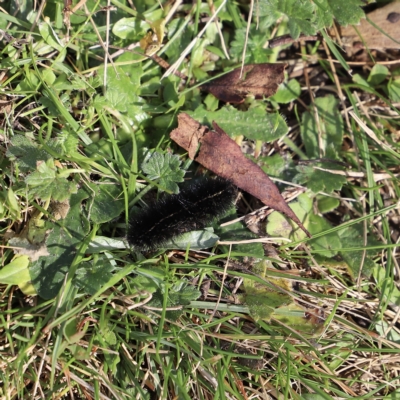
[127,177,237,251]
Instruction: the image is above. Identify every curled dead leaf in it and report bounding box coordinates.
[170,113,311,238]
[201,63,286,103]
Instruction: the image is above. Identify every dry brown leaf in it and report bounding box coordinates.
[339,2,400,53]
[170,113,311,238]
[201,64,286,103]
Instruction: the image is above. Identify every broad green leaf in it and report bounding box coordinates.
[192,38,212,80]
[165,18,193,63]
[266,193,312,241]
[271,79,301,104]
[293,164,347,193]
[98,61,143,113]
[29,188,90,299]
[39,93,71,118]
[317,196,340,213]
[125,103,149,127]
[284,0,316,38]
[313,0,334,28]
[0,255,36,295]
[368,64,389,86]
[53,73,89,91]
[19,281,37,296]
[112,17,147,40]
[375,321,400,344]
[272,303,325,336]
[58,130,80,157]
[6,134,52,172]
[25,158,78,201]
[253,1,282,27]
[245,292,288,321]
[42,68,56,85]
[373,265,400,307]
[7,187,21,220]
[258,153,296,180]
[315,0,365,28]
[138,76,163,96]
[0,253,36,295]
[165,229,220,250]
[340,250,377,279]
[25,158,56,184]
[352,73,370,88]
[320,223,380,279]
[38,21,64,52]
[242,261,293,322]
[204,93,219,112]
[301,95,344,160]
[93,329,120,373]
[163,80,180,106]
[308,214,341,258]
[132,266,167,293]
[87,236,127,253]
[141,151,185,193]
[170,280,201,304]
[325,0,364,26]
[389,79,400,102]
[103,330,117,347]
[88,183,125,224]
[74,259,115,295]
[188,105,288,142]
[149,280,201,320]
[254,0,316,39]
[230,26,273,63]
[337,224,380,278]
[84,138,114,162]
[31,177,77,201]
[217,208,264,258]
[0,195,4,217]
[0,256,30,285]
[255,0,364,34]
[15,70,40,92]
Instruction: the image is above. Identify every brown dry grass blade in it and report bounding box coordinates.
[201,63,286,103]
[170,113,311,238]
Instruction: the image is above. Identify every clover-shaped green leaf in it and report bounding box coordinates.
[141,151,185,193]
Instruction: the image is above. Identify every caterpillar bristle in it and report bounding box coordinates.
[127,177,237,251]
